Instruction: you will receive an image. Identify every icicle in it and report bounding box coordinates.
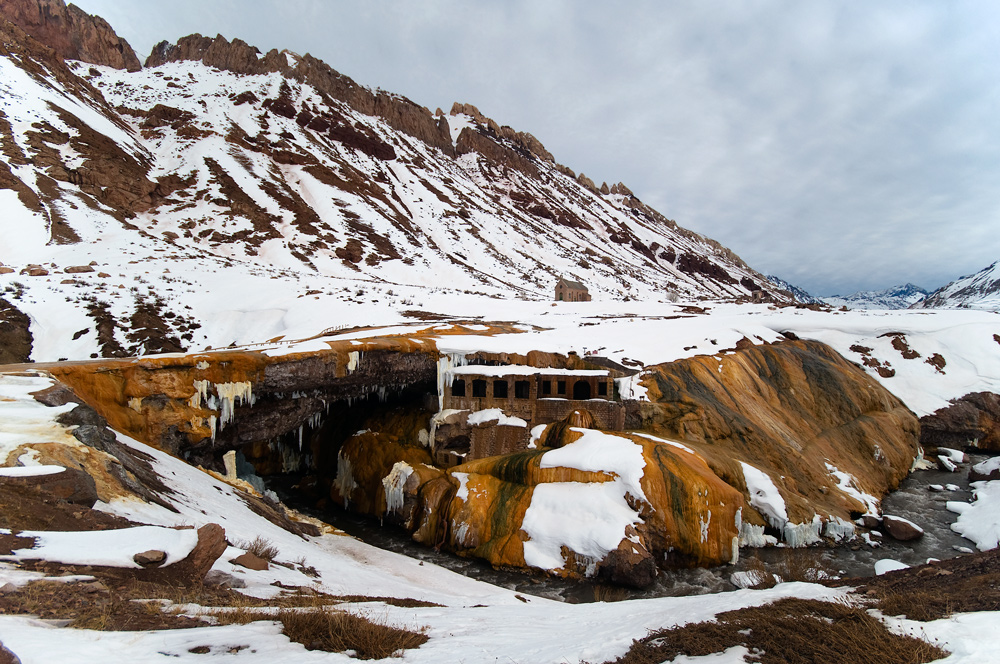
[382,461,413,515]
[347,351,360,373]
[334,450,357,507]
[215,381,255,428]
[298,424,304,451]
[190,379,210,408]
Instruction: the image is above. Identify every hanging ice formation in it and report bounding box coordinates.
[190,379,257,440]
[382,461,413,515]
[429,352,469,446]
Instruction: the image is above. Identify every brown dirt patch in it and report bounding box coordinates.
[842,547,1000,621]
[0,479,137,532]
[613,597,946,664]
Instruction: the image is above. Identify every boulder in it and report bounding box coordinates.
[970,457,1000,482]
[230,551,268,571]
[203,569,246,588]
[141,523,226,584]
[0,641,20,664]
[339,421,743,587]
[882,515,924,541]
[635,339,920,532]
[132,550,166,567]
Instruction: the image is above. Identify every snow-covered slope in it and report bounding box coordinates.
[916,261,1000,312]
[822,283,929,310]
[0,19,788,362]
[766,275,821,304]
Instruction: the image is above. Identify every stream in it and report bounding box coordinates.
[271,454,988,603]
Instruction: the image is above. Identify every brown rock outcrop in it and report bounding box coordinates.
[335,421,743,586]
[634,339,919,532]
[920,392,1000,452]
[456,127,539,177]
[450,102,554,162]
[0,297,32,364]
[141,523,227,584]
[0,0,141,70]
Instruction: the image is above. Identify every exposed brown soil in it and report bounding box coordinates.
[843,547,1000,621]
[0,478,136,532]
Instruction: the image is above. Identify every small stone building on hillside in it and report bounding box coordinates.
[432,364,623,467]
[555,277,591,302]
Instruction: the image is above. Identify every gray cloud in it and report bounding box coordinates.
[70,0,1000,295]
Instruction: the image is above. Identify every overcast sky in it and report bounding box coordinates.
[70,0,1000,296]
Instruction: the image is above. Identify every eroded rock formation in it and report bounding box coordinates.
[633,339,919,538]
[920,392,1000,452]
[333,413,743,587]
[0,0,141,70]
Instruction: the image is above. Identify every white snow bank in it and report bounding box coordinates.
[540,428,648,502]
[467,408,527,427]
[882,609,1000,664]
[520,429,654,573]
[740,462,788,529]
[0,526,199,568]
[0,465,66,477]
[875,559,910,575]
[521,481,641,572]
[826,463,880,515]
[949,480,1000,550]
[0,373,79,463]
[972,457,1000,477]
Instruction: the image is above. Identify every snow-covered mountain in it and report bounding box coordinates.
[822,283,929,310]
[915,261,1000,312]
[0,3,789,362]
[766,275,821,304]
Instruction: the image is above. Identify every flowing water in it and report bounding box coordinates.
[272,454,988,603]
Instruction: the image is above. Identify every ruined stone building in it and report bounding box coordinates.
[555,277,591,302]
[431,364,624,467]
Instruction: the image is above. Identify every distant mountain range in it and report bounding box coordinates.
[822,284,930,310]
[915,261,1000,312]
[766,275,822,304]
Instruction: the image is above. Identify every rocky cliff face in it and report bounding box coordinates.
[634,339,919,538]
[327,337,921,583]
[0,0,140,70]
[920,392,1000,452]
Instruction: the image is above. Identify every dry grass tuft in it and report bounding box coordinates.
[217,606,427,658]
[614,597,947,664]
[234,535,280,562]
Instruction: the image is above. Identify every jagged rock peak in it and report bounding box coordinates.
[146,32,454,156]
[0,0,140,70]
[450,101,554,163]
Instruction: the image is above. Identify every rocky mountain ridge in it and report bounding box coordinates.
[0,0,791,362]
[822,283,929,310]
[916,261,1000,312]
